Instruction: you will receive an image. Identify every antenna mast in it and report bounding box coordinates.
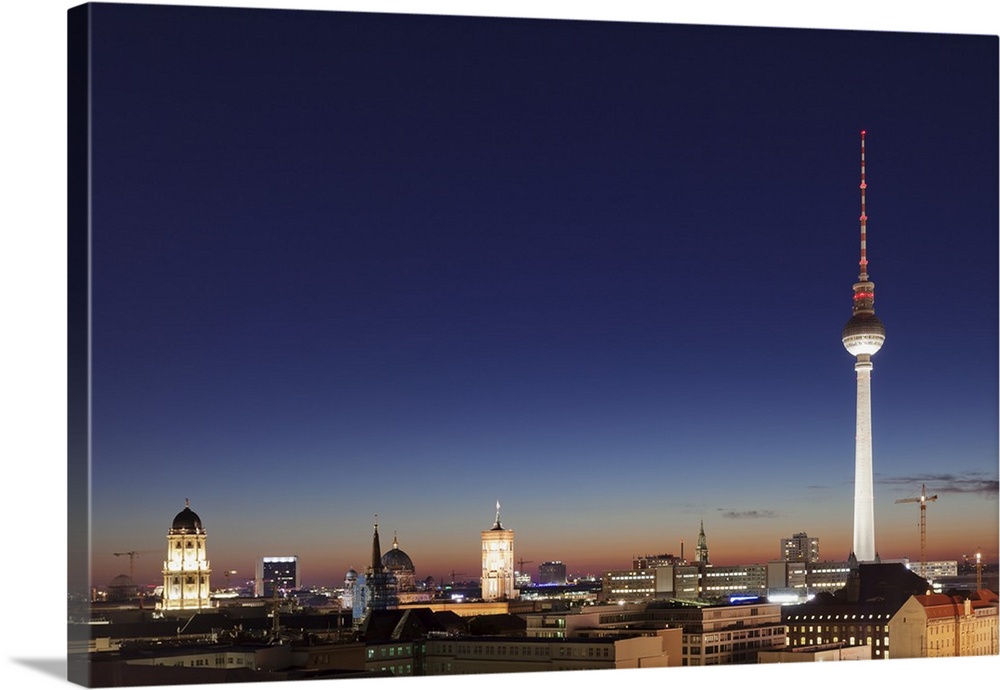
[859,130,868,281]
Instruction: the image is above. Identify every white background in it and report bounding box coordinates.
[1,1,997,689]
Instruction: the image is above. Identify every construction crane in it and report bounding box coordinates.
[113,550,157,580]
[895,483,938,579]
[517,558,534,573]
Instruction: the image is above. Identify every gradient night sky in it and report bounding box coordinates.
[83,2,998,589]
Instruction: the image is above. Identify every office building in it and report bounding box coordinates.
[780,533,819,563]
[255,556,299,598]
[538,561,567,585]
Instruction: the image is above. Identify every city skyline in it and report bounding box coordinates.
[2,3,999,690]
[71,4,998,591]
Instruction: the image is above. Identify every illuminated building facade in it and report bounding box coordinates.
[782,562,929,660]
[601,565,700,602]
[889,590,999,658]
[780,532,819,562]
[255,556,299,597]
[159,500,213,611]
[602,559,854,604]
[841,131,886,563]
[785,607,895,659]
[481,501,516,601]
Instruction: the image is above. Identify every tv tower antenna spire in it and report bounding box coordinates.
[842,129,886,564]
[859,130,869,281]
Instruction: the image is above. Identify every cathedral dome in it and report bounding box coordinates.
[345,568,358,581]
[109,574,135,588]
[381,546,414,572]
[171,503,203,532]
[107,574,137,602]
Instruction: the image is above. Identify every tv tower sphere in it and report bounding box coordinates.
[842,310,885,356]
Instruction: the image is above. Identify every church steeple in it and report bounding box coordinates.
[696,520,709,564]
[492,500,503,530]
[371,515,382,573]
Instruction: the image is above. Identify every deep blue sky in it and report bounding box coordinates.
[81,2,998,587]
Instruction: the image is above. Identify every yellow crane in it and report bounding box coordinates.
[895,483,938,580]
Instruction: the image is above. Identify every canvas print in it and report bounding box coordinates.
[67,2,999,687]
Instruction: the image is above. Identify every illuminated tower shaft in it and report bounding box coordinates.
[852,353,876,560]
[841,131,885,563]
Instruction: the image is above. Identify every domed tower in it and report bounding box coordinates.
[159,499,213,611]
[481,501,515,601]
[381,532,416,591]
[841,131,886,564]
[342,567,358,610]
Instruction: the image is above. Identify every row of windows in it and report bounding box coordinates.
[705,571,750,577]
[791,624,885,634]
[788,613,887,620]
[454,644,549,657]
[161,656,249,668]
[684,627,784,645]
[792,634,886,652]
[366,645,412,660]
[167,576,207,585]
[436,643,613,660]
[374,663,412,675]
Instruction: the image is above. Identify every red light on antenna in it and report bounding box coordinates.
[861,129,866,135]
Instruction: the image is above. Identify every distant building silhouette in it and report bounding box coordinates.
[538,561,567,585]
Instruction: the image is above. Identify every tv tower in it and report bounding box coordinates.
[841,130,886,563]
